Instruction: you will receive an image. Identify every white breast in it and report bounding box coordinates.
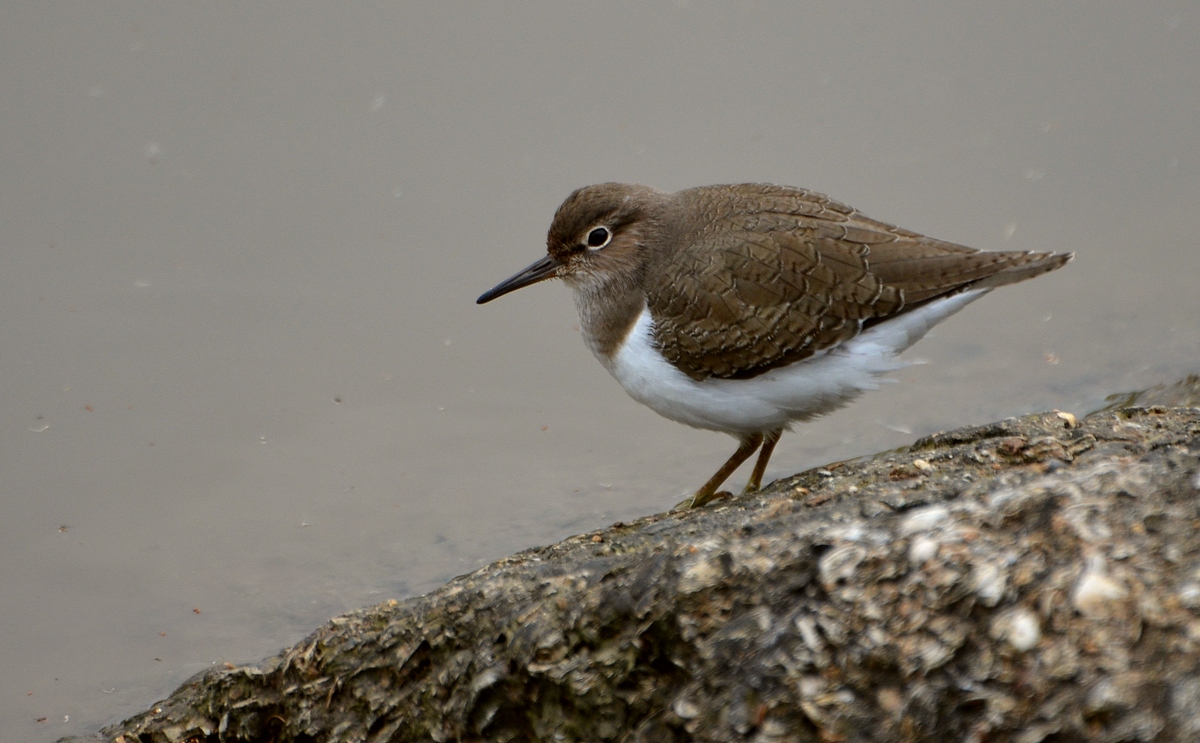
[594,290,990,437]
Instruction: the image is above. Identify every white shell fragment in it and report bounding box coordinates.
[909,536,939,565]
[1073,558,1128,617]
[899,505,950,537]
[972,562,1008,607]
[991,607,1043,652]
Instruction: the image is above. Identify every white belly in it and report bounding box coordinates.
[596,290,989,437]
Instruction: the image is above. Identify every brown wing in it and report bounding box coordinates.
[645,185,1069,380]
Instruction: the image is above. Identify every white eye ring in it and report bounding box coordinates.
[585,226,612,250]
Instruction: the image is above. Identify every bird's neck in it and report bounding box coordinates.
[570,274,647,362]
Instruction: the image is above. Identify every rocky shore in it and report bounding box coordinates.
[71,378,1200,742]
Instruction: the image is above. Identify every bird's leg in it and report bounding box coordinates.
[743,428,783,494]
[682,433,764,509]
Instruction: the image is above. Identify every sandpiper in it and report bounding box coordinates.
[478,183,1071,507]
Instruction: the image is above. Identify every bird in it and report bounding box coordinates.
[477,183,1071,508]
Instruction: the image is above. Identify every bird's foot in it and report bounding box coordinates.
[674,489,733,511]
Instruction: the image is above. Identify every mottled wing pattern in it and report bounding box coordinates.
[646,184,1063,380]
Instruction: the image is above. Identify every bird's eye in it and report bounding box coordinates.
[585,226,612,250]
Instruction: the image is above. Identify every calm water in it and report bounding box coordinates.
[3,3,1197,739]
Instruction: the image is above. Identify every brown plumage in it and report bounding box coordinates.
[641,184,1070,380]
[479,182,1072,508]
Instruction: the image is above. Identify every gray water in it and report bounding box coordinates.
[3,3,1197,739]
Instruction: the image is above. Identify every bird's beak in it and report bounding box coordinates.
[476,254,561,304]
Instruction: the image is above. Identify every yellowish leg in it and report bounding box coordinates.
[681,433,764,509]
[743,428,782,494]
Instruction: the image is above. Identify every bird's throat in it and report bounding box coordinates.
[572,279,646,362]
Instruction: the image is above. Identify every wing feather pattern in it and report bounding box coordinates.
[644,185,1069,380]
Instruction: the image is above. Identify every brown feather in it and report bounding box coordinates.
[641,184,1070,380]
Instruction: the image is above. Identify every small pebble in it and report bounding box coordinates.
[972,562,1008,607]
[1073,567,1127,617]
[672,697,700,719]
[909,537,939,565]
[1006,608,1042,651]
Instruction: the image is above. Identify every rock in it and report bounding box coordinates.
[68,393,1200,743]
